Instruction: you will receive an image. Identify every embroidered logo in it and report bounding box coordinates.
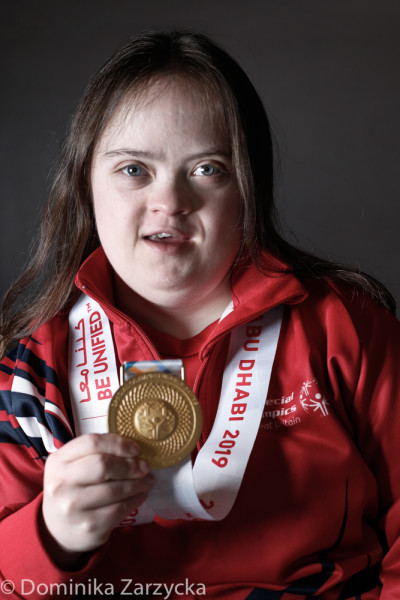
[261,378,330,431]
[299,379,329,416]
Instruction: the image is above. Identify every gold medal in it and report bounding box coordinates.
[108,372,202,469]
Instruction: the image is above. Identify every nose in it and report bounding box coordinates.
[149,177,194,216]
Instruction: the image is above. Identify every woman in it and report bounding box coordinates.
[0,31,399,599]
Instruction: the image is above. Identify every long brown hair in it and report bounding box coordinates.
[0,30,395,355]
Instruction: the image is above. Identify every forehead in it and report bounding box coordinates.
[95,77,230,153]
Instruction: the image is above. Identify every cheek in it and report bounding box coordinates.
[92,187,139,240]
[93,200,111,243]
[212,195,241,239]
[92,182,109,230]
[206,213,241,263]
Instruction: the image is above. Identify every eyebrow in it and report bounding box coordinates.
[102,149,163,160]
[101,148,232,161]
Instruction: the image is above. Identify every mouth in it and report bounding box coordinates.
[146,232,175,242]
[143,230,191,243]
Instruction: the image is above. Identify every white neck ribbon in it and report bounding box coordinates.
[68,293,282,524]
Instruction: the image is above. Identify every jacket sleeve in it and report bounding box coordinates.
[0,333,100,599]
[341,293,400,597]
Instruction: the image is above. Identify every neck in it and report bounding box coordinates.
[114,277,232,340]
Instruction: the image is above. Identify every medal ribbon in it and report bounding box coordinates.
[68,293,282,523]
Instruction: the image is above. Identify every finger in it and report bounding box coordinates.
[57,491,152,552]
[59,453,150,486]
[70,473,154,511]
[50,433,140,463]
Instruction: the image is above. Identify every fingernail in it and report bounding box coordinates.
[127,442,139,456]
[139,459,149,474]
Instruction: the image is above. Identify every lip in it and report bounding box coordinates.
[142,238,192,257]
[142,228,192,243]
[141,228,193,255]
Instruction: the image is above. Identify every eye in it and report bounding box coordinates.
[121,164,147,177]
[193,164,218,176]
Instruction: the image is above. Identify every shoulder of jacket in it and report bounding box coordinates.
[298,275,399,345]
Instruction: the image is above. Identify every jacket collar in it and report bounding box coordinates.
[75,247,308,356]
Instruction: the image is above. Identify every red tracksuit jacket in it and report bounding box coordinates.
[0,247,399,599]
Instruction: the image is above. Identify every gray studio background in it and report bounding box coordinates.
[1,1,399,308]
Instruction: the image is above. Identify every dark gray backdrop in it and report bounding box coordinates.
[1,0,399,308]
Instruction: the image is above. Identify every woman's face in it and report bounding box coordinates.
[91,79,241,313]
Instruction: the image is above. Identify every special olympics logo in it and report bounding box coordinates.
[135,400,176,440]
[299,379,329,417]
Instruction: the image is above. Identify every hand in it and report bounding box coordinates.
[41,433,153,563]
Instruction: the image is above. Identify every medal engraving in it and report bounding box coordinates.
[108,372,202,469]
[135,401,176,440]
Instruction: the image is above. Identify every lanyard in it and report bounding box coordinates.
[69,293,282,523]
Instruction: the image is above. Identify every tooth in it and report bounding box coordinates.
[148,233,173,241]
